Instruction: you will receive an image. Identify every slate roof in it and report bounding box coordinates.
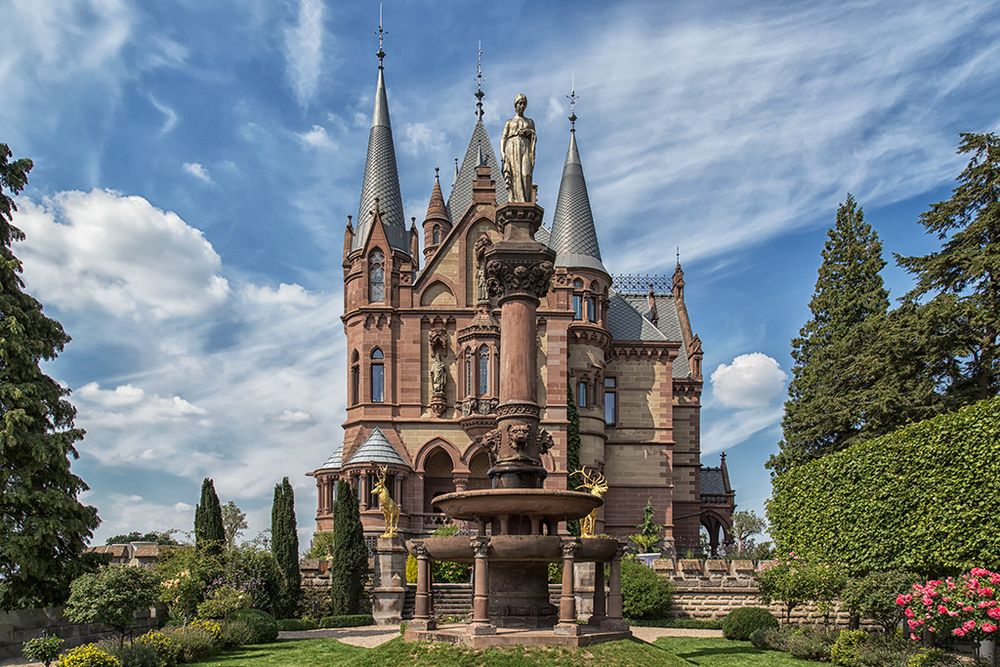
[606,290,667,342]
[700,467,729,496]
[319,441,344,470]
[614,292,692,379]
[345,427,408,467]
[354,66,409,253]
[447,119,507,221]
[549,130,608,275]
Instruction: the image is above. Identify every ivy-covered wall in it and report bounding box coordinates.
[768,397,1000,576]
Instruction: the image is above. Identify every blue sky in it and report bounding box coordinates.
[3,0,998,546]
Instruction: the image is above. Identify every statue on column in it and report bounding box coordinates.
[475,233,493,303]
[501,94,536,203]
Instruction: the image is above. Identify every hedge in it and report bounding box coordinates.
[318,614,375,628]
[768,397,1000,576]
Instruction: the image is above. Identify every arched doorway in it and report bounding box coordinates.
[423,448,455,513]
[467,450,491,491]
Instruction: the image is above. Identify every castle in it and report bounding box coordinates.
[308,45,735,557]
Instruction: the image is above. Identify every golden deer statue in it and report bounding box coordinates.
[570,468,608,538]
[373,465,399,538]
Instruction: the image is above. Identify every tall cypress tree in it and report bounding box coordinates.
[194,478,224,556]
[329,480,367,615]
[896,132,1000,405]
[0,144,101,610]
[271,477,301,618]
[770,195,890,474]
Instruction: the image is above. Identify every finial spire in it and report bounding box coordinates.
[567,72,577,131]
[475,41,485,120]
[376,3,386,68]
[676,246,681,267]
[434,166,440,181]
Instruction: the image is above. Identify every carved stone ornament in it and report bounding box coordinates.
[430,400,446,418]
[537,428,554,456]
[411,541,429,559]
[561,540,579,558]
[481,428,503,459]
[485,258,555,301]
[506,422,531,453]
[494,402,541,420]
[474,233,493,303]
[470,538,492,559]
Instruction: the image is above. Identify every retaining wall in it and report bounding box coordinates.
[0,606,164,660]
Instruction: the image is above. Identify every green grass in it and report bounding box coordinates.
[655,637,826,666]
[189,635,824,667]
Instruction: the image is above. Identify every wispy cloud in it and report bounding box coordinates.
[148,94,178,135]
[182,162,213,184]
[283,0,325,108]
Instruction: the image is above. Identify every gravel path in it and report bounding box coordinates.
[630,627,725,642]
[278,625,401,648]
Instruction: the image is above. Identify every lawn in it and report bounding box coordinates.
[655,637,826,666]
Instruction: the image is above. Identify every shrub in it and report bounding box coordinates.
[785,627,836,662]
[186,619,221,642]
[318,614,375,628]
[277,618,318,631]
[298,585,333,620]
[757,555,846,623]
[158,626,217,663]
[769,397,1000,575]
[155,546,224,623]
[57,644,121,667]
[134,631,180,667]
[620,558,673,619]
[842,571,917,633]
[906,648,963,667]
[229,609,279,643]
[628,499,662,553]
[428,525,471,584]
[195,585,249,620]
[749,627,787,650]
[218,620,257,648]
[722,607,778,640]
[65,566,161,647]
[22,635,64,666]
[213,545,282,615]
[405,554,417,584]
[899,568,1000,643]
[830,629,867,667]
[99,640,159,667]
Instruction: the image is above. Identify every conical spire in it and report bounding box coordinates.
[549,114,608,275]
[352,24,407,253]
[425,168,450,223]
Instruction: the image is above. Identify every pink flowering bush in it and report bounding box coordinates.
[898,567,1000,644]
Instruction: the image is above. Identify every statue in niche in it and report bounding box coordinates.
[474,233,493,303]
[501,93,536,203]
[430,351,447,396]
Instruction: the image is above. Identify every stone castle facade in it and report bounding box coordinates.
[308,52,734,556]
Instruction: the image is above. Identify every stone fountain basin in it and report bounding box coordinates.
[431,488,602,521]
[407,535,620,563]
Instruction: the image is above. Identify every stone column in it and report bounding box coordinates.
[470,539,496,635]
[359,474,368,511]
[555,540,580,636]
[602,543,628,631]
[371,536,407,625]
[590,561,607,625]
[409,541,436,631]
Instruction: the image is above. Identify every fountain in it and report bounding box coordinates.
[402,95,631,648]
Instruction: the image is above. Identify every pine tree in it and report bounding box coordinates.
[329,480,367,615]
[565,385,582,536]
[771,195,890,474]
[0,143,102,610]
[896,132,1000,405]
[271,477,301,618]
[194,478,224,556]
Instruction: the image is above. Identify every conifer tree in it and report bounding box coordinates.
[896,132,1000,405]
[271,477,301,618]
[0,143,101,610]
[194,478,224,556]
[329,480,367,615]
[771,195,890,474]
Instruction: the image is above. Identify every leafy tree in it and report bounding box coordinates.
[194,478,224,556]
[21,635,63,667]
[629,499,662,553]
[65,566,160,647]
[221,501,247,550]
[841,570,918,633]
[105,531,179,546]
[270,477,301,618]
[0,143,102,610]
[771,194,890,474]
[565,386,582,536]
[305,531,334,559]
[329,480,368,615]
[757,557,846,624]
[896,132,1000,406]
[731,510,767,556]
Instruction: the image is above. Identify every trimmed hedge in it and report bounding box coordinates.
[318,614,375,628]
[769,397,1000,576]
[228,609,278,644]
[721,607,778,640]
[621,559,673,619]
[277,618,319,631]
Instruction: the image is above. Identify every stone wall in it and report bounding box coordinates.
[0,606,164,660]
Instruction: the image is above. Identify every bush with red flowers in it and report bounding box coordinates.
[898,567,1000,644]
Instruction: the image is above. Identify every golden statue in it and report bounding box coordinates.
[571,468,608,538]
[373,465,400,538]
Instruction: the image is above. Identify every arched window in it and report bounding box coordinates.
[368,249,385,302]
[477,345,489,396]
[432,225,440,244]
[577,380,588,408]
[370,348,385,402]
[465,348,473,397]
[572,294,583,320]
[586,296,597,322]
[573,278,584,289]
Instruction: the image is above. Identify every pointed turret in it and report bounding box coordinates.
[549,113,608,276]
[423,167,451,259]
[352,31,408,254]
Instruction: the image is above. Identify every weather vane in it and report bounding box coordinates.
[567,71,578,130]
[376,3,387,67]
[475,41,485,120]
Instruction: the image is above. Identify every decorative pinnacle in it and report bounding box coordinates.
[475,41,485,120]
[676,246,681,267]
[376,3,387,68]
[567,72,578,131]
[434,166,440,181]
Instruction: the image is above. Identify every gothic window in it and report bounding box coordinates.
[465,348,473,396]
[432,225,440,244]
[577,380,588,408]
[572,295,582,320]
[368,249,385,302]
[478,345,489,396]
[586,296,597,322]
[573,278,584,288]
[604,376,617,425]
[370,348,385,403]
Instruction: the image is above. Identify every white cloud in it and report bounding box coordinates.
[276,409,315,424]
[402,122,446,157]
[297,124,335,149]
[148,93,178,135]
[283,0,324,108]
[710,353,787,409]
[174,502,193,511]
[182,162,212,183]
[242,282,317,308]
[77,382,209,429]
[15,189,230,320]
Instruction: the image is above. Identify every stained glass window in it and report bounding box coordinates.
[368,249,385,302]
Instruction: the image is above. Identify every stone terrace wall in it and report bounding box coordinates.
[656,558,854,628]
[0,606,164,660]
